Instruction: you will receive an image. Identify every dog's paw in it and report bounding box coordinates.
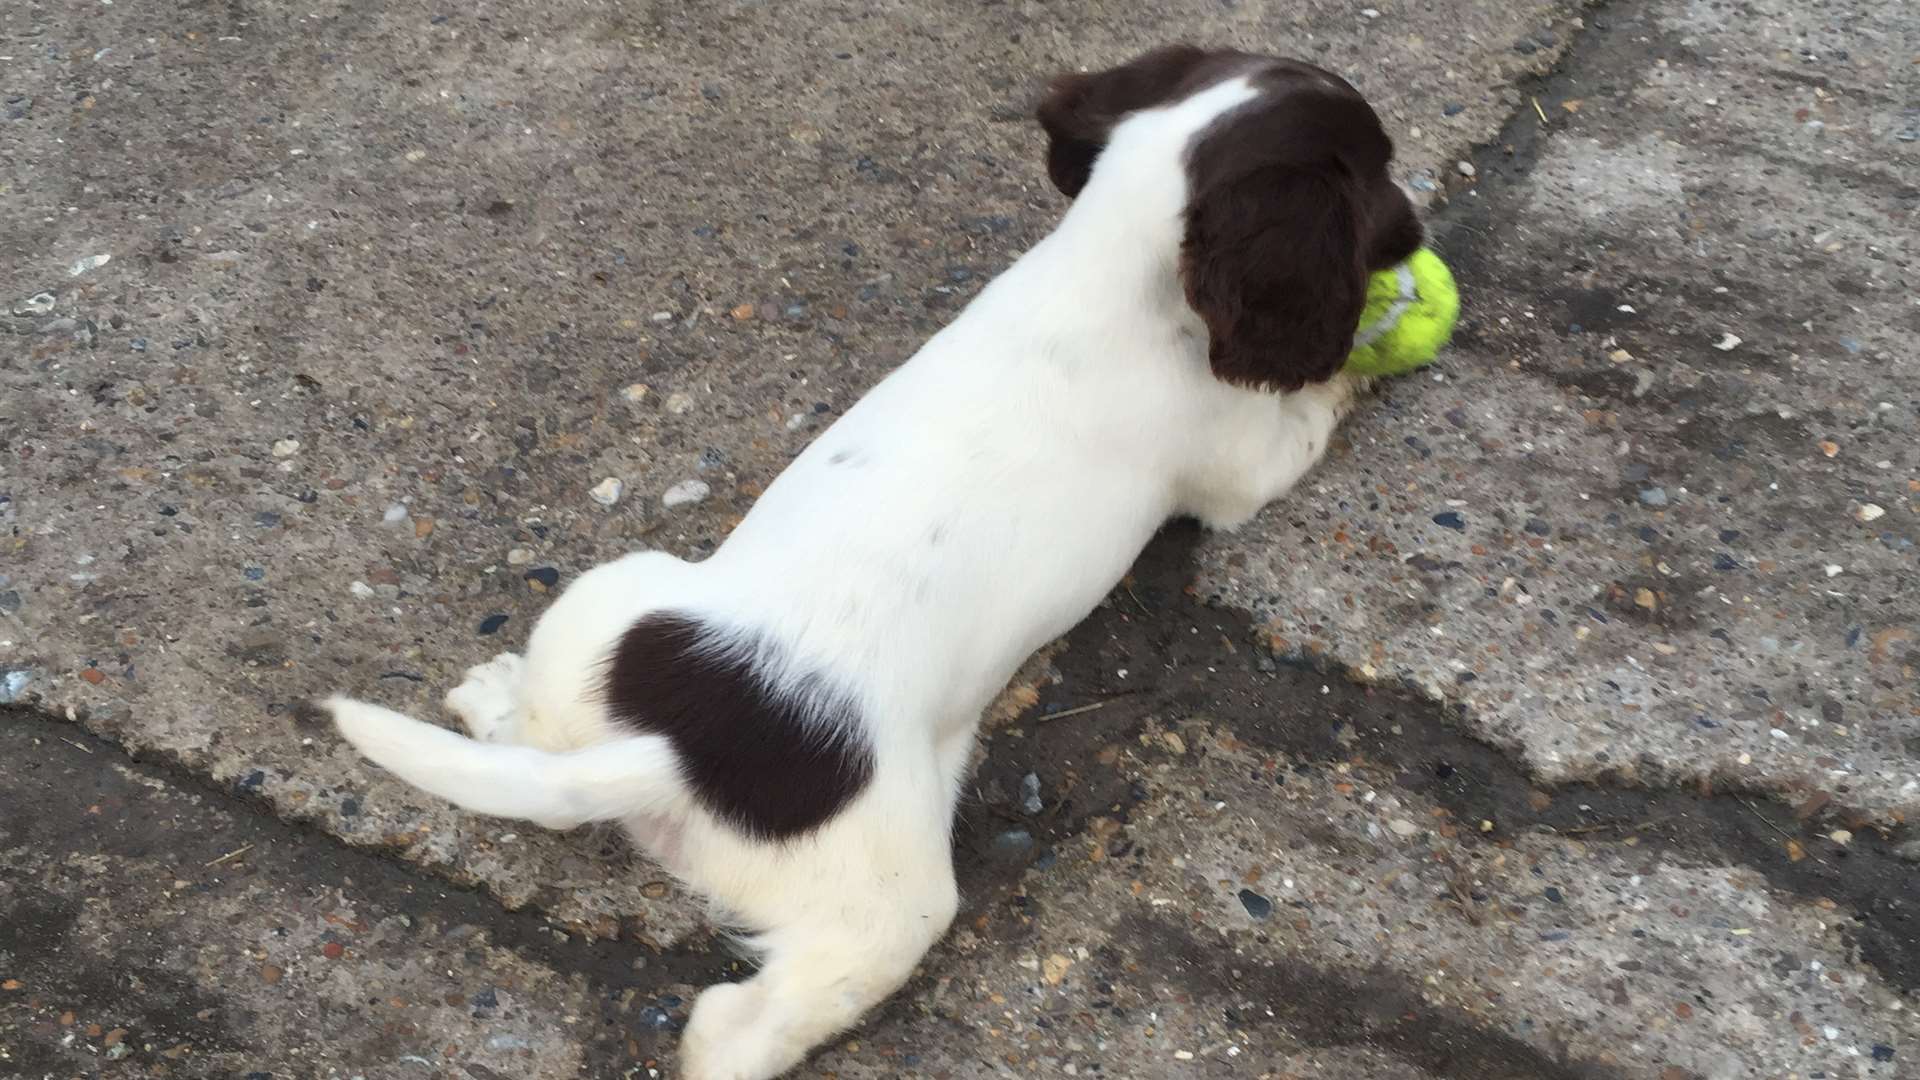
[443,652,525,742]
[680,982,798,1080]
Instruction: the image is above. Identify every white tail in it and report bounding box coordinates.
[326,696,686,830]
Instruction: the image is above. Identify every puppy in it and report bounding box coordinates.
[328,45,1422,1080]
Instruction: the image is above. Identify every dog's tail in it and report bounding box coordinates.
[326,696,685,829]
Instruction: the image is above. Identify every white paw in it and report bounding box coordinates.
[443,652,525,742]
[680,982,798,1080]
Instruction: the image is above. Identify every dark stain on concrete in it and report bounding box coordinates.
[961,521,1916,998]
[1119,914,1616,1079]
[0,709,733,1072]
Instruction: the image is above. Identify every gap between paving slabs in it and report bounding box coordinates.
[0,704,740,998]
[963,524,1918,999]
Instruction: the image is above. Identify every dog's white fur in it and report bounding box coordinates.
[330,75,1369,1079]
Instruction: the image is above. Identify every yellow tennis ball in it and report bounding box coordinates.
[1345,248,1459,378]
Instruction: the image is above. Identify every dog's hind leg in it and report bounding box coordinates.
[678,885,959,1080]
[676,826,959,1080]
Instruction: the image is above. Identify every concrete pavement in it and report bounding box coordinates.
[3,0,1915,1076]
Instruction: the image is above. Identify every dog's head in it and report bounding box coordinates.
[1036,46,1422,391]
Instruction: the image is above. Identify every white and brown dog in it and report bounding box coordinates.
[328,45,1423,1080]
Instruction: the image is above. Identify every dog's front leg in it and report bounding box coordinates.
[1182,372,1365,530]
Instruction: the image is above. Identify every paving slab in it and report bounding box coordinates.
[1209,0,1920,819]
[3,0,1583,932]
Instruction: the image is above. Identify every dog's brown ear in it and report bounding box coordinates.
[1034,45,1211,197]
[1181,83,1405,392]
[1182,160,1370,391]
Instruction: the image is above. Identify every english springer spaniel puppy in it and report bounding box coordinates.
[329,44,1422,1080]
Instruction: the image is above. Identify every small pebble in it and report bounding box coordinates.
[349,581,375,599]
[1855,503,1885,523]
[1456,160,1477,177]
[1237,889,1273,920]
[1019,773,1044,815]
[477,613,509,635]
[1043,953,1073,986]
[507,548,533,565]
[991,829,1036,860]
[1713,332,1742,351]
[662,479,710,509]
[1388,819,1419,838]
[620,383,649,403]
[68,253,112,276]
[1432,511,1466,530]
[0,669,34,703]
[589,477,624,506]
[271,439,301,458]
[1639,487,1669,507]
[665,392,695,415]
[1443,102,1466,116]
[524,566,560,590]
[382,503,409,525]
[1829,829,1852,845]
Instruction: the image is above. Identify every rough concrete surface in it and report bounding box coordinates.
[1,0,1583,934]
[3,0,1916,1077]
[1210,0,1920,819]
